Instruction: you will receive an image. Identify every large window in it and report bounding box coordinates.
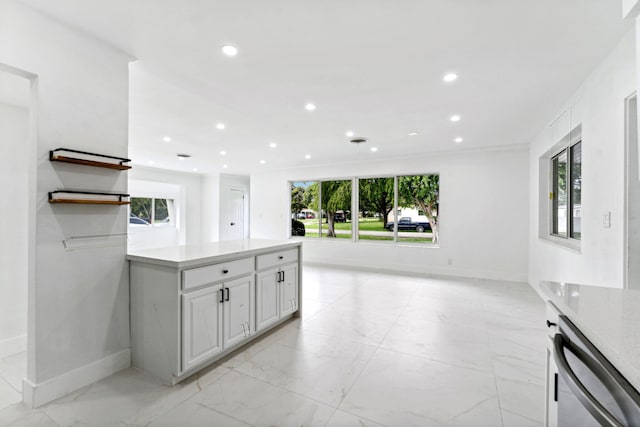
[130,197,175,227]
[290,174,439,244]
[551,140,581,240]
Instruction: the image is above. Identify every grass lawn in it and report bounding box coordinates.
[301,232,432,243]
[303,218,387,232]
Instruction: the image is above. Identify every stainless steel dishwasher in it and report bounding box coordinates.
[553,315,640,426]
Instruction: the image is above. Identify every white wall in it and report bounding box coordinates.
[528,29,636,288]
[202,173,221,243]
[0,0,132,406]
[251,147,530,282]
[128,167,205,250]
[0,101,28,357]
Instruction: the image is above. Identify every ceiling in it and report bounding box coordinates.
[21,0,631,175]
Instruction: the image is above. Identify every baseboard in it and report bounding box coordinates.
[304,259,528,283]
[0,335,27,358]
[22,348,130,408]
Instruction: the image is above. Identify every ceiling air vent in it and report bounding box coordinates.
[349,137,368,145]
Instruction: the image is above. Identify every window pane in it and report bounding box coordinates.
[570,142,582,239]
[397,175,439,244]
[321,180,352,239]
[290,181,318,238]
[552,151,568,237]
[154,198,173,226]
[358,178,394,242]
[130,198,152,226]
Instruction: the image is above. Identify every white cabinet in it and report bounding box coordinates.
[129,240,302,385]
[182,284,224,371]
[256,254,299,331]
[223,275,255,349]
[280,264,298,317]
[181,275,255,372]
[256,270,280,330]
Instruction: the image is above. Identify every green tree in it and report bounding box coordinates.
[398,175,439,243]
[290,185,306,217]
[359,178,394,228]
[321,180,351,238]
[304,182,319,212]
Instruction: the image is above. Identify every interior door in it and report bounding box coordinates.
[224,189,245,241]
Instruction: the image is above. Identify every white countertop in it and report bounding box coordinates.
[127,239,301,268]
[540,281,640,390]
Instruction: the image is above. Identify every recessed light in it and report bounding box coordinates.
[260,160,266,164]
[305,154,311,159]
[450,115,461,122]
[179,157,185,161]
[408,132,418,136]
[216,123,225,130]
[370,147,378,152]
[221,45,238,57]
[222,164,228,169]
[148,160,155,165]
[192,168,198,172]
[346,131,354,137]
[162,136,171,142]
[269,142,277,148]
[443,73,458,83]
[454,137,463,143]
[220,150,226,156]
[305,103,316,111]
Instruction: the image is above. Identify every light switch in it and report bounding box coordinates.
[603,212,611,228]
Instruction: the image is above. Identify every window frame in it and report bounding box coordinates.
[288,173,439,246]
[549,138,582,243]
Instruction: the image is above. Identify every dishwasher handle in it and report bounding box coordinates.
[553,333,625,427]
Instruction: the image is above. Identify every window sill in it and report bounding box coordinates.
[289,236,440,249]
[539,235,581,254]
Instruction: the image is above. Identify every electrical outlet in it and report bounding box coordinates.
[603,212,611,228]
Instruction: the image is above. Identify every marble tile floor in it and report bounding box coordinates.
[0,351,25,412]
[0,266,547,426]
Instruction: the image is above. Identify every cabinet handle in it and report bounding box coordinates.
[278,255,284,260]
[282,271,285,282]
[222,269,229,274]
[546,320,557,328]
[219,288,224,304]
[225,287,230,301]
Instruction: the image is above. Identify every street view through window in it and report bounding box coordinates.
[290,175,439,244]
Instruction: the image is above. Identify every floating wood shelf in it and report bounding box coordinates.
[50,148,132,170]
[49,190,130,205]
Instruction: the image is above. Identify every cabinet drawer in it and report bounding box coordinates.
[182,257,254,290]
[256,248,298,270]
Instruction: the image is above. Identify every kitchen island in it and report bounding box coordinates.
[128,239,302,385]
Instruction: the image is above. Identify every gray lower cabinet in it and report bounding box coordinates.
[256,257,299,331]
[181,275,255,372]
[129,241,301,385]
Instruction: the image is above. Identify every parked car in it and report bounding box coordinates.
[129,214,150,225]
[385,217,431,232]
[334,212,346,222]
[291,219,306,236]
[296,212,306,219]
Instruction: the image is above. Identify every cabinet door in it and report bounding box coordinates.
[223,275,255,349]
[280,264,298,317]
[256,269,280,331]
[182,284,223,371]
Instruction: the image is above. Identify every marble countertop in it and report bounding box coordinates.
[540,281,640,390]
[127,239,301,268]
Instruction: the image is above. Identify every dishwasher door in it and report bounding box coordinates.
[554,316,640,427]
